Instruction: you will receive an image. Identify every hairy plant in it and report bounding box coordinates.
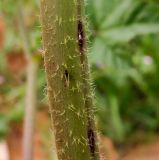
[40,0,100,159]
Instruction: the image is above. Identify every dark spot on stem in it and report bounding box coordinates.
[63,69,69,87]
[64,70,69,80]
[88,128,96,158]
[78,20,85,63]
[78,21,84,52]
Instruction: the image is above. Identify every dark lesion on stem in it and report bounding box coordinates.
[77,20,85,63]
[77,3,98,159]
[87,128,96,158]
[63,69,70,88]
[64,69,69,80]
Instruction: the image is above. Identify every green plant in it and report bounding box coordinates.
[40,0,100,159]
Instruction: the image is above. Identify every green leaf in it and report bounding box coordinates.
[87,0,119,27]
[128,68,148,93]
[6,96,24,123]
[108,95,125,142]
[100,23,159,43]
[100,0,133,29]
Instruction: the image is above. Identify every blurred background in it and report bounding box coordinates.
[1,0,159,160]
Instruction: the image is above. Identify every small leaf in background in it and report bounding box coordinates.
[100,0,133,29]
[7,101,24,123]
[99,23,159,44]
[108,95,125,143]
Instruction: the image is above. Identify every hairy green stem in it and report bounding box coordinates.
[40,1,100,159]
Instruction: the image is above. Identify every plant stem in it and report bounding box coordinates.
[40,0,100,159]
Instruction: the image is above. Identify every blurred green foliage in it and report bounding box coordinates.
[1,0,159,145]
[87,0,159,143]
